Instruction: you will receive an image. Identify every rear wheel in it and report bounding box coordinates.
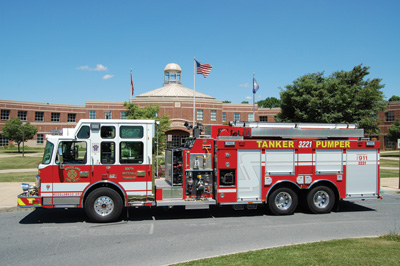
[268,187,298,215]
[307,186,335,214]
[85,187,123,223]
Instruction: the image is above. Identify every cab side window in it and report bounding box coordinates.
[77,126,90,139]
[101,142,115,164]
[58,141,87,164]
[120,142,143,164]
[120,126,143,138]
[101,126,115,139]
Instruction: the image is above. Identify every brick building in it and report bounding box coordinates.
[0,63,278,148]
[378,101,400,150]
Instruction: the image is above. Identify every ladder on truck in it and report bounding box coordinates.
[229,121,364,139]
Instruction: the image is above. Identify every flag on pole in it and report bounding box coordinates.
[131,68,134,95]
[253,76,259,94]
[195,60,213,78]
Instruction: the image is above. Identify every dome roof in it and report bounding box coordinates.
[136,84,215,99]
[136,62,215,100]
[164,63,181,72]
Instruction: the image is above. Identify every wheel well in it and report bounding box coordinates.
[266,181,300,201]
[308,181,340,211]
[82,182,126,207]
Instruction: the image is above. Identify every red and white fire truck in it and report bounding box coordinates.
[18,119,380,222]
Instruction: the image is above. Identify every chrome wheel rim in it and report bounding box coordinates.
[94,196,114,216]
[313,191,330,209]
[275,192,292,210]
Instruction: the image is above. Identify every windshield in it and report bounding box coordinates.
[42,141,54,164]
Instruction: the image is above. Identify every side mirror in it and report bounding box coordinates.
[57,147,64,169]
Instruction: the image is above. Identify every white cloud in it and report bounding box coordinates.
[76,64,108,71]
[76,65,90,70]
[95,64,108,71]
[245,96,252,100]
[240,83,250,88]
[102,74,114,80]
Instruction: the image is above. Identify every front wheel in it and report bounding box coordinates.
[268,187,298,215]
[307,186,335,214]
[84,187,123,223]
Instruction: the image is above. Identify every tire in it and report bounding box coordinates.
[307,186,335,214]
[268,187,298,215]
[84,187,123,223]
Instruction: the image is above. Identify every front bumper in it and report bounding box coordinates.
[17,193,42,208]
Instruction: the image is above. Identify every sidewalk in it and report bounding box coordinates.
[1,179,399,212]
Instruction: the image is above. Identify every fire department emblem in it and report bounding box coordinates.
[66,169,80,182]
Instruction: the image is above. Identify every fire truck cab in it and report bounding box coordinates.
[18,119,380,222]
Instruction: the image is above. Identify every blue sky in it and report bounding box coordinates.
[1,0,399,105]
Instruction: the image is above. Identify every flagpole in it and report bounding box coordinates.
[253,72,255,119]
[193,57,196,127]
[130,68,132,102]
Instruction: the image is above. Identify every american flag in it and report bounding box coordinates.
[195,60,213,78]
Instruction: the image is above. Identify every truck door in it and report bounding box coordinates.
[346,149,379,197]
[237,150,262,201]
[53,140,91,206]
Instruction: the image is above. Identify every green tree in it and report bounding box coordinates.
[389,95,400,101]
[2,117,37,152]
[387,119,400,143]
[241,101,249,104]
[278,65,386,134]
[222,100,231,103]
[124,102,170,152]
[257,97,281,108]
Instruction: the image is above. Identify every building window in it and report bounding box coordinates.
[120,111,127,119]
[197,109,203,121]
[105,111,112,119]
[0,134,9,147]
[248,113,254,122]
[384,136,395,150]
[35,112,44,121]
[37,134,44,144]
[1,110,10,120]
[260,116,268,122]
[89,110,96,119]
[222,112,226,123]
[68,113,76,122]
[234,113,240,121]
[51,113,60,122]
[211,110,217,121]
[169,135,181,148]
[385,112,394,122]
[18,111,27,121]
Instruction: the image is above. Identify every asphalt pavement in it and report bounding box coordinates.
[1,189,400,266]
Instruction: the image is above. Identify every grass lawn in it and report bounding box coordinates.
[0,157,42,170]
[0,147,43,154]
[0,172,36,182]
[381,159,400,168]
[174,235,400,266]
[381,169,399,178]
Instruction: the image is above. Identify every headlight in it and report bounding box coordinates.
[22,183,30,192]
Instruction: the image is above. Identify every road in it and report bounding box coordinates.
[1,194,400,266]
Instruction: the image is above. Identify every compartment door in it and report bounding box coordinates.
[346,149,379,197]
[237,150,261,201]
